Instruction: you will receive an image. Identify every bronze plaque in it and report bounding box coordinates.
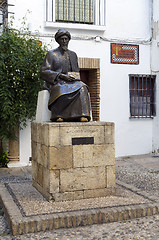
[72,137,94,145]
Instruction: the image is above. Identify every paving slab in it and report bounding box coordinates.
[116,154,159,170]
[0,178,159,235]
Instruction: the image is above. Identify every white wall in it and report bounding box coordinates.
[8,0,44,32]
[19,120,31,166]
[8,0,154,165]
[151,0,159,153]
[8,0,151,40]
[106,0,151,41]
[8,120,31,167]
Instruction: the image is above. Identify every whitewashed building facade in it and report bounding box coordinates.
[2,0,159,166]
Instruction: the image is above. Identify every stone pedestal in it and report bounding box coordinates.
[31,121,115,201]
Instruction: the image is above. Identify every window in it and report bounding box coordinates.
[129,74,156,118]
[56,0,93,24]
[0,0,7,28]
[46,0,106,26]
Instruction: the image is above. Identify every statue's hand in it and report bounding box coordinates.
[59,73,75,82]
[68,72,80,81]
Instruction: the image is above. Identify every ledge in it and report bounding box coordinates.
[44,21,106,32]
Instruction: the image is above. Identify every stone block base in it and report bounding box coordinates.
[31,121,115,201]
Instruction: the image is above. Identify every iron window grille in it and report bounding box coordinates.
[129,74,156,118]
[46,0,106,26]
[0,0,14,31]
[0,0,7,29]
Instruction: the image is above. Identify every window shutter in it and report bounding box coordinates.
[56,0,93,24]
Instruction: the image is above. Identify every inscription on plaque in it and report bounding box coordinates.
[72,137,94,145]
[111,43,139,64]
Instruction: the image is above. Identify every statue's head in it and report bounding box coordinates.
[55,29,71,51]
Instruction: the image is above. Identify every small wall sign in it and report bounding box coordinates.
[72,137,94,145]
[111,43,139,64]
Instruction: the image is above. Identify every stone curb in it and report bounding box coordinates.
[117,180,159,202]
[0,181,159,236]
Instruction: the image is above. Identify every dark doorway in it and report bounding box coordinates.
[80,69,99,121]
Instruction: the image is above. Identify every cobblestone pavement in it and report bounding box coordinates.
[0,154,159,239]
[116,155,159,198]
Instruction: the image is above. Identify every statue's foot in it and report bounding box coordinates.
[80,117,88,122]
[56,118,63,122]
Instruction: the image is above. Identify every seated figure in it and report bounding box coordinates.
[41,28,91,122]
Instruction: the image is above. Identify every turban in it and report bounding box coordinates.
[55,29,71,42]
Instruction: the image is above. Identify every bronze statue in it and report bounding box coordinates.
[41,28,91,122]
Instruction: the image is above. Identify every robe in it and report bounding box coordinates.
[41,47,91,121]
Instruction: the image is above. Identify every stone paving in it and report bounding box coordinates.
[0,154,159,239]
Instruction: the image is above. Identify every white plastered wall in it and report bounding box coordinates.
[151,0,159,153]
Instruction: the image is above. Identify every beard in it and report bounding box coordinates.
[61,44,68,51]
